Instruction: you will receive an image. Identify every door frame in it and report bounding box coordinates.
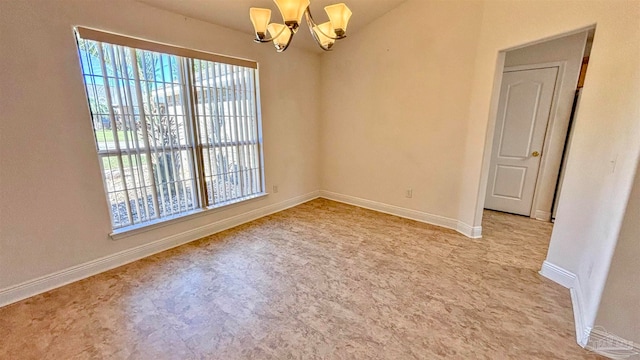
[470,25,595,234]
[485,61,566,219]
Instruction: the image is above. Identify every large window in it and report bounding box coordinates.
[75,28,264,231]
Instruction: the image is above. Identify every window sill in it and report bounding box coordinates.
[110,192,269,241]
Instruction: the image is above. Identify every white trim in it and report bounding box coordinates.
[571,277,590,347]
[534,210,552,222]
[456,222,483,238]
[502,24,596,53]
[539,261,640,353]
[540,260,576,288]
[319,190,482,238]
[539,261,589,346]
[0,191,320,308]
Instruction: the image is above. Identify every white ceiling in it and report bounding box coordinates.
[136,0,407,53]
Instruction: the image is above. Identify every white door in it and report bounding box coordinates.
[485,66,558,216]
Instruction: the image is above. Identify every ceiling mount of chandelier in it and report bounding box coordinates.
[250,0,352,52]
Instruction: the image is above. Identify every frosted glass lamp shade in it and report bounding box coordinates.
[273,0,310,25]
[267,23,292,50]
[312,22,336,48]
[324,3,352,36]
[250,8,272,38]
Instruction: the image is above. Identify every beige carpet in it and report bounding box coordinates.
[0,199,602,359]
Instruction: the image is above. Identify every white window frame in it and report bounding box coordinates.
[75,27,266,238]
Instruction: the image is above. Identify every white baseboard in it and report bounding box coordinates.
[540,261,590,346]
[571,279,589,347]
[540,260,577,288]
[541,260,640,355]
[534,210,552,222]
[456,221,483,238]
[318,190,482,238]
[0,191,320,308]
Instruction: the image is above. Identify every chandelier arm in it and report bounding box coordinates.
[304,6,318,27]
[253,23,289,43]
[305,7,331,51]
[276,28,295,52]
[304,6,342,41]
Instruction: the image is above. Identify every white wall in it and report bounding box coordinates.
[503,31,587,221]
[0,0,320,290]
[594,160,640,344]
[459,0,640,335]
[319,0,484,225]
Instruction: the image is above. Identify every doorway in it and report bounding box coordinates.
[483,29,594,221]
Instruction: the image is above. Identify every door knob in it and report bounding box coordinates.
[532,151,540,157]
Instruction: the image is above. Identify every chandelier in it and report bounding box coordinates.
[250,0,352,52]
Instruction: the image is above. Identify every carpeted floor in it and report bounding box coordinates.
[0,199,602,359]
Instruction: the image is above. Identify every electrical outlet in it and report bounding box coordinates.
[405,188,413,198]
[272,185,278,193]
